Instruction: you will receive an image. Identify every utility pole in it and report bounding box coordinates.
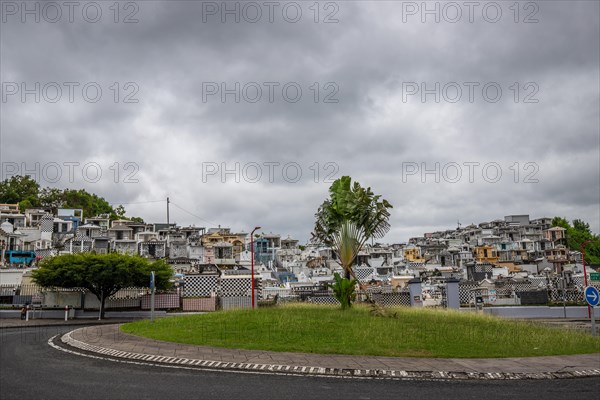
[166,197,170,226]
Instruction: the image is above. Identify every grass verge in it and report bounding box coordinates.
[120,304,600,358]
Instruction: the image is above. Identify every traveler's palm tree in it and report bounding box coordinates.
[313,177,392,278]
[312,176,392,307]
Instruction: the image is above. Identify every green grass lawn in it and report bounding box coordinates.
[121,304,600,358]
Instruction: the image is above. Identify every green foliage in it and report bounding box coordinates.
[552,217,600,264]
[329,272,357,309]
[61,189,113,219]
[551,217,570,230]
[38,187,64,213]
[18,198,36,212]
[33,253,172,318]
[0,176,40,210]
[312,176,392,279]
[0,174,141,221]
[573,219,591,234]
[332,220,363,279]
[114,205,126,218]
[312,176,392,246]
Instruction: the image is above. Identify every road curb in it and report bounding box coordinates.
[0,320,136,330]
[53,329,600,381]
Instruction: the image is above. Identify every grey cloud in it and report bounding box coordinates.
[1,0,598,240]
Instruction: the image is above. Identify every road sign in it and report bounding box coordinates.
[149,271,155,289]
[590,272,600,281]
[584,286,600,307]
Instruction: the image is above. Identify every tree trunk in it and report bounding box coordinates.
[98,290,105,320]
[100,295,106,319]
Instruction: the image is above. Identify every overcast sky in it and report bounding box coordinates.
[1,1,599,242]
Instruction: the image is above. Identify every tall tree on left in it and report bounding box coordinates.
[32,253,173,319]
[0,175,40,211]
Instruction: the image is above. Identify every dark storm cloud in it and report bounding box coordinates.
[1,0,598,241]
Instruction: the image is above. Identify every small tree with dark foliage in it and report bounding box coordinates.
[32,253,172,319]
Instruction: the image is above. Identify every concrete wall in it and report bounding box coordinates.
[43,292,83,308]
[12,295,32,305]
[481,306,600,318]
[0,309,73,319]
[262,287,292,299]
[182,297,217,311]
[141,294,179,310]
[220,296,251,310]
[0,270,26,285]
[493,297,520,306]
[83,292,140,309]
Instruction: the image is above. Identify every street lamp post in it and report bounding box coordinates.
[250,226,261,309]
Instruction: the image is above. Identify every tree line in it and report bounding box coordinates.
[551,217,600,265]
[0,175,142,222]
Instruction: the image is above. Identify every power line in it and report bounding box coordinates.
[108,199,166,205]
[169,202,218,227]
[107,198,218,228]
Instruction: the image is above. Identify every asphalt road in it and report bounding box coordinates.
[1,325,599,400]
